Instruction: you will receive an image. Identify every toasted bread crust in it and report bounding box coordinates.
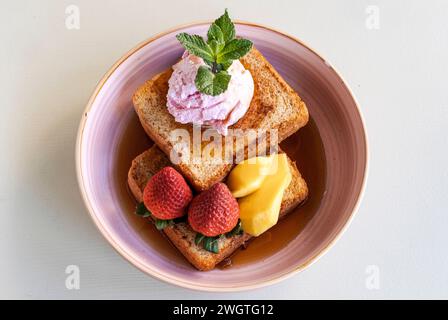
[128,146,308,271]
[132,46,309,191]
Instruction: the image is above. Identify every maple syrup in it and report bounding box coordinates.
[113,113,185,264]
[113,112,326,268]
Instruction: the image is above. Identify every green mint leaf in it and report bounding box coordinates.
[203,236,220,254]
[220,60,233,71]
[225,220,243,237]
[211,241,219,254]
[176,33,214,62]
[136,203,182,230]
[155,219,172,230]
[217,38,253,63]
[195,233,205,246]
[208,39,225,56]
[213,9,235,43]
[207,23,225,46]
[195,66,231,96]
[135,202,151,218]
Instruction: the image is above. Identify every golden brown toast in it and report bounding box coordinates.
[132,46,309,191]
[128,145,308,271]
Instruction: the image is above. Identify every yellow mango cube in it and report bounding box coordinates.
[238,154,292,236]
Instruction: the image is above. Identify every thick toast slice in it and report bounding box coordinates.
[132,46,309,191]
[128,145,308,271]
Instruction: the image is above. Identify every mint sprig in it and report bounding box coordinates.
[175,9,253,96]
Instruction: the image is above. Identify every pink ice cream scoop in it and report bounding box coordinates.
[166,51,254,135]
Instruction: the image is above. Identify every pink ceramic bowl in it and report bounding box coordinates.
[76,22,368,291]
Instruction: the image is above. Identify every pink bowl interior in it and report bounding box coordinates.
[77,23,367,291]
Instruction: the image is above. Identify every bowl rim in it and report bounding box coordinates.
[75,20,369,292]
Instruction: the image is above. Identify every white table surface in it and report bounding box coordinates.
[1,0,447,299]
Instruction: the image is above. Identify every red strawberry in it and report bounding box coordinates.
[188,183,239,237]
[143,167,192,220]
